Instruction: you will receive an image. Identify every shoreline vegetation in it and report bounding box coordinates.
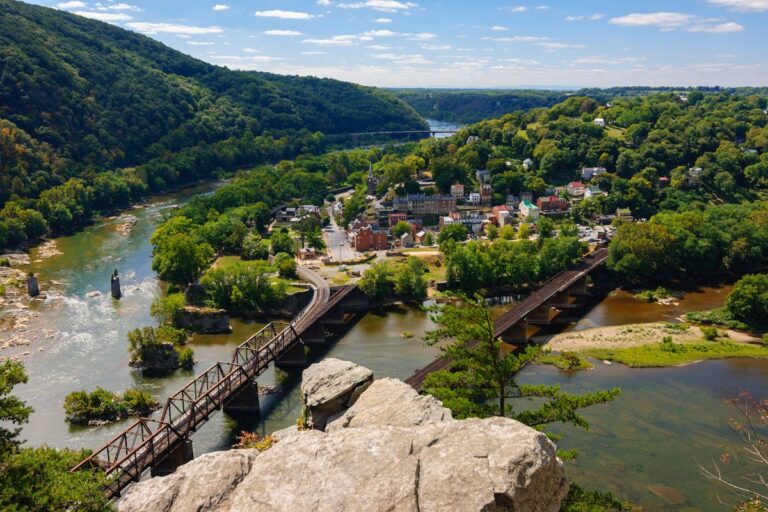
[537,321,767,369]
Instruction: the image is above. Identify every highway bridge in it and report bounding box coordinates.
[404,248,609,390]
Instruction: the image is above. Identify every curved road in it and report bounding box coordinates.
[295,265,330,332]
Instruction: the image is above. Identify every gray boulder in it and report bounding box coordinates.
[327,377,452,431]
[301,358,374,429]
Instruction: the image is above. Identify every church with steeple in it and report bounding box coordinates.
[367,162,379,196]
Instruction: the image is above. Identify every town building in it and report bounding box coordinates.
[392,194,457,216]
[399,232,413,248]
[687,167,703,186]
[491,205,512,226]
[387,212,408,230]
[352,225,389,251]
[415,229,435,246]
[566,181,586,198]
[594,118,606,128]
[523,158,533,170]
[616,208,633,222]
[536,196,569,213]
[480,183,493,205]
[658,176,670,188]
[505,195,520,209]
[581,167,607,180]
[520,191,533,203]
[468,192,481,206]
[450,183,465,198]
[475,169,491,184]
[584,186,605,199]
[519,200,540,221]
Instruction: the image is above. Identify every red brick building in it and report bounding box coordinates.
[352,225,389,251]
[536,196,569,212]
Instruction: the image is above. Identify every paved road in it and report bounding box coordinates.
[324,206,356,262]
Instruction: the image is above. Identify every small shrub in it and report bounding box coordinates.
[701,326,719,341]
[233,432,277,451]
[177,347,195,370]
[0,257,10,267]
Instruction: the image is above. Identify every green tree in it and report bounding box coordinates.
[607,222,677,284]
[270,229,295,256]
[241,233,270,261]
[150,293,186,326]
[274,253,297,279]
[438,224,469,245]
[359,261,395,301]
[726,274,768,327]
[392,221,412,239]
[152,233,214,286]
[0,360,32,454]
[423,295,620,424]
[393,258,428,302]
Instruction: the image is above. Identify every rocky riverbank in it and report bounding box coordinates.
[119,358,569,512]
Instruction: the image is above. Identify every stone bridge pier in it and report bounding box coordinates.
[151,440,194,478]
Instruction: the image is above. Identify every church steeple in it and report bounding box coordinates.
[367,161,378,196]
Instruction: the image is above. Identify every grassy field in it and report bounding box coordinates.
[582,340,768,368]
[605,125,626,139]
[537,351,594,370]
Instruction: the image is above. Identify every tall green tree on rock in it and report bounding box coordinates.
[423,295,620,426]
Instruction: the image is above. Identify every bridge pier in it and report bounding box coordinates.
[499,322,529,344]
[526,304,559,325]
[151,440,193,478]
[300,323,327,345]
[275,341,307,368]
[223,379,260,416]
[568,276,589,295]
[549,290,578,309]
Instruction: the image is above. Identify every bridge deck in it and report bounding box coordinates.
[73,283,355,500]
[405,248,608,390]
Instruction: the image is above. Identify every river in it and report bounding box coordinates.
[0,155,762,509]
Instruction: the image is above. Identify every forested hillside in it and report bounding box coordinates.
[393,89,568,124]
[0,0,425,249]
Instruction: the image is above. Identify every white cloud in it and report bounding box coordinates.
[491,25,508,31]
[95,3,141,11]
[485,35,549,43]
[212,4,230,11]
[687,21,744,32]
[337,1,418,13]
[365,44,391,50]
[535,5,549,10]
[72,11,132,21]
[243,47,260,52]
[263,29,305,36]
[708,0,768,11]
[187,41,215,45]
[408,32,436,40]
[574,56,645,65]
[537,41,584,49]
[371,53,431,65]
[502,5,527,13]
[125,22,224,35]
[302,51,327,55]
[57,1,85,8]
[317,0,332,5]
[565,14,604,22]
[363,29,397,36]
[421,44,451,50]
[302,35,358,45]
[374,17,393,23]
[609,12,695,29]
[610,11,745,33]
[255,10,315,19]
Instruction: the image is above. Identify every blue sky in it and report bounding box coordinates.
[30,0,768,87]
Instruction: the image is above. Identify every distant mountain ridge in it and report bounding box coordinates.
[0,0,425,189]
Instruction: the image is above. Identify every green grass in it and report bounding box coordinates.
[686,307,751,331]
[582,340,768,368]
[605,126,626,139]
[537,351,594,370]
[212,255,243,269]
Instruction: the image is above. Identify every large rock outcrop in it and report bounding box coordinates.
[301,358,374,429]
[119,359,568,512]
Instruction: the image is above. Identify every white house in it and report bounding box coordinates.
[594,118,606,128]
[519,200,540,221]
[581,167,607,180]
[523,158,533,170]
[468,192,481,205]
[584,186,605,199]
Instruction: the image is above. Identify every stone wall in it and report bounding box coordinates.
[119,358,569,512]
[177,307,231,334]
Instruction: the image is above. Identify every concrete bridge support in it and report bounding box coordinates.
[275,341,307,368]
[549,290,576,309]
[300,323,327,345]
[568,276,589,296]
[151,440,193,478]
[526,305,559,325]
[223,380,260,416]
[499,322,529,344]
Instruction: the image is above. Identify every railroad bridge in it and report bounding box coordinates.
[72,278,374,500]
[405,248,609,390]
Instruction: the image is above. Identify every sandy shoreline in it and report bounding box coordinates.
[538,322,760,352]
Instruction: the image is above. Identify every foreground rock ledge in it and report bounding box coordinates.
[120,359,568,512]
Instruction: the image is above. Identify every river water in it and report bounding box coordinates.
[1,170,764,509]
